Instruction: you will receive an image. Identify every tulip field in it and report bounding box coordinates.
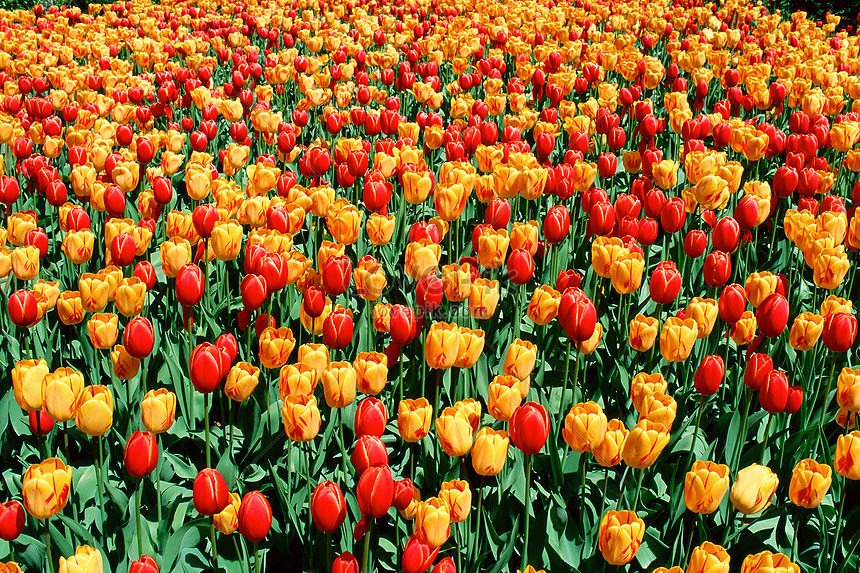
[3,0,860,570]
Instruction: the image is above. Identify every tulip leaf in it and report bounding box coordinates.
[485,514,519,573]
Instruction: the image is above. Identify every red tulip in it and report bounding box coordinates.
[684,229,708,258]
[354,397,387,437]
[390,305,416,346]
[555,269,582,292]
[124,317,154,358]
[190,342,226,393]
[784,385,803,414]
[193,469,229,516]
[660,197,686,233]
[129,556,159,573]
[311,481,347,533]
[558,288,596,341]
[649,261,682,304]
[302,286,326,318]
[9,289,37,327]
[402,535,440,573]
[29,410,54,435]
[734,196,759,230]
[416,274,443,313]
[507,249,534,285]
[393,478,414,511]
[176,263,205,307]
[322,255,352,297]
[332,552,359,573]
[544,205,570,244]
[238,491,272,542]
[240,274,268,310]
[703,250,731,287]
[712,217,740,253]
[134,261,157,290]
[356,465,394,518]
[485,198,511,230]
[756,293,789,338]
[760,370,789,413]
[744,353,773,390]
[323,309,354,349]
[351,435,389,476]
[718,283,746,324]
[694,355,725,396]
[110,233,136,266]
[0,501,25,541]
[822,313,858,353]
[589,202,615,235]
[509,402,550,455]
[124,431,158,478]
[431,557,456,573]
[216,333,239,365]
[25,228,48,259]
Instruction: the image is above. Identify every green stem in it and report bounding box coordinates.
[338,409,349,480]
[96,437,107,533]
[830,484,848,572]
[615,466,631,511]
[472,478,484,564]
[686,395,706,467]
[136,479,143,558]
[362,520,373,573]
[520,454,533,570]
[254,541,260,573]
[205,392,211,469]
[45,518,54,573]
[817,361,837,440]
[326,531,333,573]
[760,413,773,464]
[210,517,218,570]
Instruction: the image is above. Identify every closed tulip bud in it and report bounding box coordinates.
[78,273,109,313]
[213,492,241,535]
[527,285,560,325]
[282,394,321,442]
[402,535,439,573]
[558,288,597,342]
[323,309,354,350]
[42,367,85,423]
[739,551,799,573]
[509,402,550,455]
[685,461,730,514]
[141,388,176,434]
[660,317,698,362]
[425,322,463,370]
[837,368,860,412]
[760,370,789,413]
[357,465,394,518]
[756,293,789,338]
[58,546,103,573]
[469,278,500,319]
[176,263,205,307]
[435,407,473,457]
[622,420,670,468]
[224,362,260,402]
[598,510,645,566]
[703,251,731,287]
[193,468,229,516]
[354,397,387,437]
[455,328,484,369]
[629,314,659,352]
[351,435,388,476]
[415,497,451,547]
[834,431,860,479]
[593,419,629,467]
[686,298,719,338]
[57,291,84,326]
[471,427,509,476]
[544,205,570,244]
[488,375,523,422]
[477,228,509,270]
[353,352,388,396]
[22,458,72,519]
[311,481,347,533]
[74,385,113,436]
[238,491,272,542]
[563,402,608,453]
[822,312,858,352]
[122,316,154,359]
[788,459,832,509]
[788,312,823,351]
[650,261,682,304]
[502,338,538,380]
[394,479,416,512]
[730,464,779,514]
[686,542,730,573]
[610,250,645,295]
[86,313,119,350]
[190,343,226,393]
[332,552,359,573]
[0,500,25,541]
[718,283,747,324]
[694,355,725,395]
[399,398,433,442]
[124,430,158,478]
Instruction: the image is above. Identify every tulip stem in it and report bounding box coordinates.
[759,414,773,464]
[472,477,484,563]
[520,454,532,570]
[830,483,848,572]
[304,447,313,535]
[136,478,143,558]
[816,360,837,456]
[326,531,333,573]
[615,466,630,511]
[210,517,218,570]
[686,394,705,467]
[362,520,373,573]
[96,436,107,533]
[204,392,211,469]
[337,409,349,480]
[44,518,54,573]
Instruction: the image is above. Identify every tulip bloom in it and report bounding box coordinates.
[739,551,799,573]
[141,388,177,434]
[414,497,451,547]
[402,535,439,573]
[214,493,241,535]
[321,362,357,408]
[610,250,645,295]
[659,317,697,362]
[238,491,272,542]
[685,461,730,514]
[837,368,860,412]
[354,352,388,396]
[59,546,103,573]
[0,500,25,541]
[686,542,730,573]
[488,375,523,422]
[593,419,629,467]
[621,420,670,469]
[822,312,858,353]
[650,261,682,304]
[834,431,860,480]
[435,407,473,457]
[471,427,509,476]
[756,293,789,338]
[398,398,433,442]
[356,465,395,518]
[789,459,832,509]
[311,481,347,533]
[22,458,73,519]
[124,431,158,478]
[563,402,608,453]
[558,288,597,342]
[527,285,560,325]
[598,510,645,566]
[74,385,113,437]
[730,464,779,514]
[225,362,260,402]
[259,327,296,369]
[509,402,550,455]
[628,315,658,352]
[281,395,321,442]
[788,312,824,351]
[425,323,463,370]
